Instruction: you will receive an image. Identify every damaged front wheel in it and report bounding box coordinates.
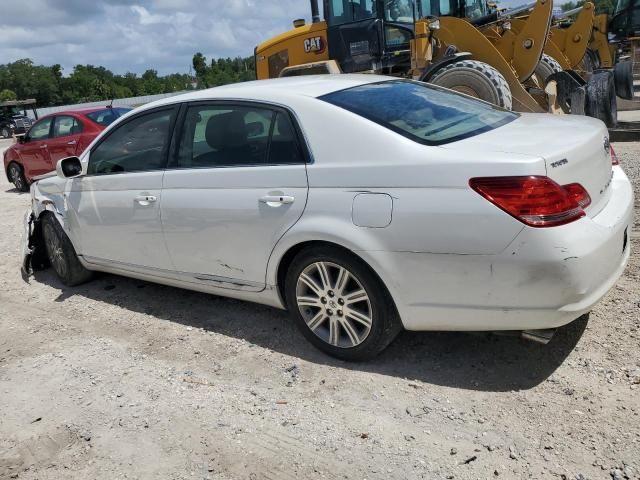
[41,214,93,286]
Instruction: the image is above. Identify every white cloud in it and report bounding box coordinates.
[0,0,309,74]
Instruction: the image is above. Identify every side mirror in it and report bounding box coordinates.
[247,121,265,138]
[56,156,83,179]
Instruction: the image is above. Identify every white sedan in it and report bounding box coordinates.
[21,75,633,360]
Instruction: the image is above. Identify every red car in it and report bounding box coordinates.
[3,106,131,191]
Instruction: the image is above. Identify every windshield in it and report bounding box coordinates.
[615,0,632,14]
[462,0,489,19]
[320,80,517,145]
[86,107,132,127]
[1,106,27,117]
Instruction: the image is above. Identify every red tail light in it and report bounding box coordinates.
[469,176,587,228]
[563,183,591,209]
[610,145,619,166]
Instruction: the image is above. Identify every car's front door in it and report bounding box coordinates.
[161,102,309,290]
[66,106,179,270]
[48,115,83,163]
[19,117,53,178]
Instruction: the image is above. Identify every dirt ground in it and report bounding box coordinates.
[0,137,639,480]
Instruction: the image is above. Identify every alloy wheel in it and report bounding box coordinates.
[295,261,372,348]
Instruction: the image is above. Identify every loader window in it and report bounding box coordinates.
[320,80,517,145]
[418,0,453,17]
[327,0,376,24]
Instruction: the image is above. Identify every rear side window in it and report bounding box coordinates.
[53,116,82,138]
[88,108,174,176]
[175,104,304,168]
[320,80,517,145]
[86,107,132,127]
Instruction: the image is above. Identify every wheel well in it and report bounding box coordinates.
[275,240,398,314]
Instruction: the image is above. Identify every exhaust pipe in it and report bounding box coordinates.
[521,328,556,344]
[310,0,321,23]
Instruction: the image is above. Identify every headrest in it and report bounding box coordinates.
[205,111,247,150]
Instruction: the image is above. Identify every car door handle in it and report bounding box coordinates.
[67,140,77,145]
[40,144,48,149]
[260,195,295,205]
[135,195,157,204]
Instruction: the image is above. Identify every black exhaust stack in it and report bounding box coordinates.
[310,0,321,23]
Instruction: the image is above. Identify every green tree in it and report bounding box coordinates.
[0,89,17,101]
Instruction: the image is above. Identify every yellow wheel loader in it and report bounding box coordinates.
[255,0,614,122]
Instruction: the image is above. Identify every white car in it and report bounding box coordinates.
[22,75,633,360]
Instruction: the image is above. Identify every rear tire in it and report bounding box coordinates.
[41,214,93,287]
[8,162,28,192]
[284,245,402,361]
[585,70,617,128]
[429,59,513,110]
[1,127,11,139]
[534,54,563,83]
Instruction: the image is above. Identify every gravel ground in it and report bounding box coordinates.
[0,137,638,480]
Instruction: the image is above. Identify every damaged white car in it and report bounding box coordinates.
[22,75,634,360]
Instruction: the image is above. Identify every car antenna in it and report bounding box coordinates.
[107,99,113,109]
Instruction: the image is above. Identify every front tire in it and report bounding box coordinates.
[1,127,11,139]
[8,162,28,192]
[284,246,402,361]
[41,214,93,287]
[429,59,513,110]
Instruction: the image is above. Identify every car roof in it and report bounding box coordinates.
[138,74,392,112]
[37,106,131,120]
[71,106,130,115]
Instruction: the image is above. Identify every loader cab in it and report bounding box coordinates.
[323,0,416,73]
[609,0,640,38]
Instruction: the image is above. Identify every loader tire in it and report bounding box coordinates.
[614,60,634,100]
[578,49,600,74]
[585,70,617,128]
[535,54,563,83]
[429,60,513,110]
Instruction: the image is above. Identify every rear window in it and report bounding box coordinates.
[86,107,132,127]
[320,80,517,145]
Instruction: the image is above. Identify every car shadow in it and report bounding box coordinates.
[33,269,587,392]
[4,187,26,194]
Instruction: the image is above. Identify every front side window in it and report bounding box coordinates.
[88,108,174,176]
[327,0,376,25]
[53,116,82,138]
[320,80,517,145]
[176,104,304,168]
[28,118,52,141]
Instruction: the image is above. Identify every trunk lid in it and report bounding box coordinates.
[444,113,614,216]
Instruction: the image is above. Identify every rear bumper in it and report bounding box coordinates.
[372,166,634,331]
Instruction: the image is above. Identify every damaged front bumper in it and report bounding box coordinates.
[21,210,36,275]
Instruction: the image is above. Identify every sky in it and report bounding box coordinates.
[0,0,309,76]
[1,0,565,76]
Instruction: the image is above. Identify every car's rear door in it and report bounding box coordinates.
[160,101,309,291]
[48,115,84,163]
[66,106,179,270]
[19,117,53,178]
